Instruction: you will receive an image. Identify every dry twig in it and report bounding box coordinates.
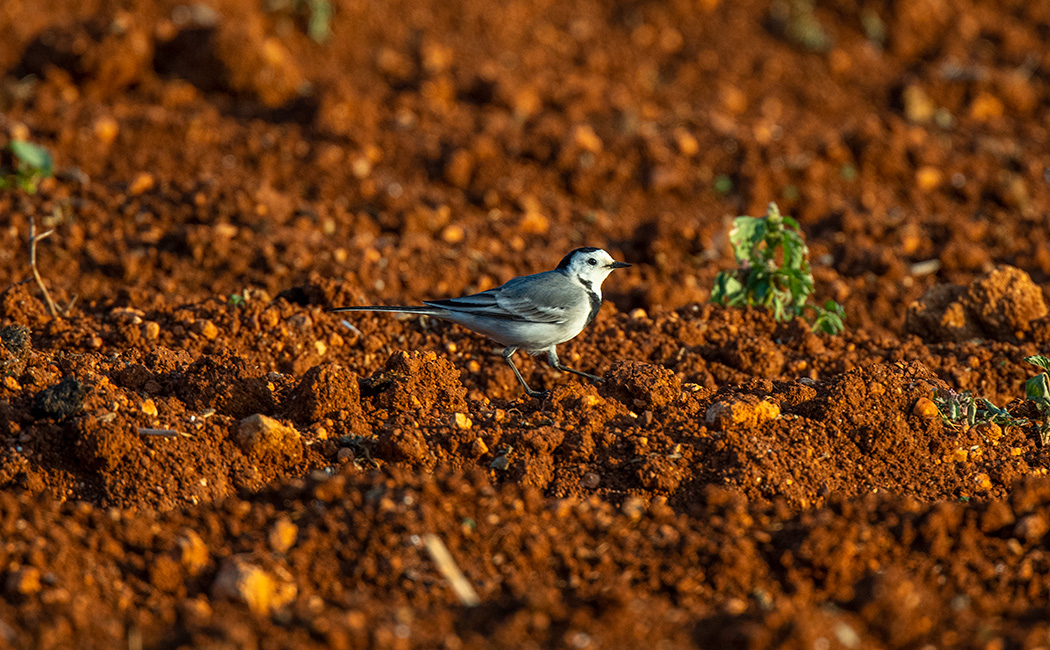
[422,533,481,607]
[137,428,192,438]
[28,216,58,317]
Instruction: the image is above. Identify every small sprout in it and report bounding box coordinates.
[229,293,246,308]
[860,8,887,46]
[266,0,332,44]
[713,174,734,195]
[1024,355,1050,446]
[770,0,832,52]
[0,140,54,194]
[711,202,846,335]
[933,388,1026,432]
[840,164,858,181]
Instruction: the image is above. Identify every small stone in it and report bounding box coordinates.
[5,566,41,597]
[441,224,465,244]
[140,399,158,417]
[128,172,155,195]
[175,529,209,575]
[211,557,297,616]
[673,128,699,156]
[336,447,353,462]
[1013,514,1049,543]
[629,308,648,320]
[621,496,645,519]
[93,116,119,145]
[268,518,298,554]
[471,438,489,456]
[704,397,780,431]
[950,448,969,463]
[519,211,549,235]
[351,156,372,179]
[581,472,600,489]
[902,84,936,122]
[969,92,1004,121]
[572,124,603,153]
[915,166,942,191]
[912,397,940,418]
[142,321,160,340]
[453,413,472,430]
[4,376,21,391]
[973,472,992,491]
[234,414,302,461]
[194,320,218,340]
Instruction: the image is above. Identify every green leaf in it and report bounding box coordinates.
[1025,372,1050,401]
[728,216,764,261]
[1024,355,1050,373]
[713,175,733,195]
[9,140,53,177]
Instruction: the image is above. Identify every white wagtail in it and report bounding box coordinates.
[331,247,631,398]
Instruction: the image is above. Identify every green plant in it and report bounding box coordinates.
[711,202,845,335]
[933,388,1023,430]
[266,0,331,43]
[1024,355,1050,446]
[0,140,53,194]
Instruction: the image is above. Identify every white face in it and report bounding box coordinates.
[565,248,629,289]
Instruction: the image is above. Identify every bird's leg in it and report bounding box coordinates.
[502,347,548,399]
[546,348,603,383]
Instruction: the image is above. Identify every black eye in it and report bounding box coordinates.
[587,258,597,266]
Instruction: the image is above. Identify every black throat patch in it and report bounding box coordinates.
[578,277,602,325]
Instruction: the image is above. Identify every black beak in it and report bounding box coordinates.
[609,261,631,269]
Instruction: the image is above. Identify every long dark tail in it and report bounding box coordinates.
[329,305,445,316]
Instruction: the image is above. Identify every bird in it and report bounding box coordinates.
[330,247,631,398]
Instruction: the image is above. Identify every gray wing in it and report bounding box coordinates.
[424,271,576,324]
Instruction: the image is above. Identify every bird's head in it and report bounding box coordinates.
[557,247,631,289]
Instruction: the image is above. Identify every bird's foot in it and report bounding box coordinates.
[526,388,550,400]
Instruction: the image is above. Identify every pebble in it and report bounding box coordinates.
[268,517,298,554]
[911,397,940,418]
[211,557,297,616]
[93,116,119,145]
[454,413,472,430]
[969,92,1004,121]
[5,566,41,596]
[519,211,549,236]
[621,496,645,519]
[581,472,600,489]
[193,320,218,340]
[234,414,302,458]
[572,124,603,153]
[441,224,465,244]
[142,321,160,340]
[128,172,155,195]
[140,399,158,417]
[915,167,943,191]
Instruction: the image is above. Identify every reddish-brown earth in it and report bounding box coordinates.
[2,0,1050,647]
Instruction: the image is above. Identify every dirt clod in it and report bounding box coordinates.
[603,360,682,409]
[284,362,365,428]
[905,265,1047,342]
[234,414,302,463]
[0,325,31,376]
[33,377,90,420]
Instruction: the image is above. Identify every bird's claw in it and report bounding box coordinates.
[527,389,550,400]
